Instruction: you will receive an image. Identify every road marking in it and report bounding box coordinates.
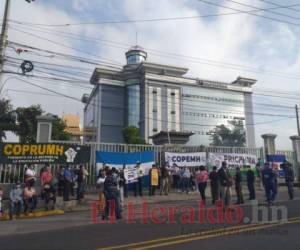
[98,217,300,250]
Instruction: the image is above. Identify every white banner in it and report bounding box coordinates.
[165,152,207,167]
[208,153,257,169]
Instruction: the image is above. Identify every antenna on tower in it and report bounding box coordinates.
[135,32,138,45]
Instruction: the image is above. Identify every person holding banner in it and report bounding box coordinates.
[149,164,159,196]
[133,162,144,197]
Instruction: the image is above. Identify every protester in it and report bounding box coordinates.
[23,184,37,214]
[246,165,256,200]
[25,165,36,187]
[96,169,106,218]
[133,162,143,197]
[235,167,244,204]
[119,167,126,207]
[190,169,196,192]
[209,166,220,205]
[63,165,73,202]
[149,164,159,196]
[172,163,180,191]
[262,162,277,205]
[0,187,4,216]
[181,167,191,194]
[42,183,56,210]
[57,166,65,197]
[160,164,170,195]
[121,165,128,198]
[9,182,23,219]
[218,161,232,207]
[70,167,76,197]
[76,165,89,202]
[41,165,53,190]
[283,161,295,200]
[104,169,122,220]
[196,166,208,203]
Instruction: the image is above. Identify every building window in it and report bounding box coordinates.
[171,111,176,115]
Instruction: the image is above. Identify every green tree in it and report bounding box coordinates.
[15,105,71,143]
[51,115,71,141]
[210,120,246,147]
[0,98,17,142]
[15,105,43,143]
[122,126,146,144]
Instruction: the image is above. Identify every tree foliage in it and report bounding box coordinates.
[122,126,146,144]
[51,116,71,141]
[0,99,71,143]
[210,120,246,147]
[15,105,43,143]
[0,99,17,142]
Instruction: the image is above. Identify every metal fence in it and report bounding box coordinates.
[0,142,296,187]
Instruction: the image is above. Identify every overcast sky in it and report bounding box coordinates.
[1,0,300,150]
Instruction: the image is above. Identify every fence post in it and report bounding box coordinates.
[290,136,300,182]
[261,134,277,160]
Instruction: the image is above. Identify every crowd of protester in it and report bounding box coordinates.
[95,159,296,220]
[0,159,296,221]
[0,163,89,219]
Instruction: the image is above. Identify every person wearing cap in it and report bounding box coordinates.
[133,162,143,197]
[9,182,23,219]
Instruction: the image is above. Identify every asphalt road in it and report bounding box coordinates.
[0,196,300,250]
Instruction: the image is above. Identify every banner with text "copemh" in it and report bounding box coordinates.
[96,151,155,183]
[165,152,207,167]
[0,143,91,164]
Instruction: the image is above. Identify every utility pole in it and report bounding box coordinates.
[0,0,11,95]
[296,104,300,136]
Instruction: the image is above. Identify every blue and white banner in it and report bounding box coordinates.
[96,151,155,183]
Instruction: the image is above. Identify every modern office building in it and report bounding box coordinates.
[83,46,256,147]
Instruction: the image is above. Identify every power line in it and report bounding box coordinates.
[198,0,300,27]
[224,0,300,20]
[9,22,300,81]
[9,27,122,66]
[6,88,64,97]
[8,3,300,27]
[259,0,300,13]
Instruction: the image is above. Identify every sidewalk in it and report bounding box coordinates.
[72,184,300,212]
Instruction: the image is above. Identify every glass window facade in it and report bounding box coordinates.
[181,86,245,146]
[83,90,99,142]
[127,55,145,65]
[127,84,140,127]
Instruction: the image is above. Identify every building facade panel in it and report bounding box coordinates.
[84,46,256,147]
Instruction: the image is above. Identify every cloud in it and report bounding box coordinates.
[1,0,299,149]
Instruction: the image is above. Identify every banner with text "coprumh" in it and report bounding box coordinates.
[0,143,91,164]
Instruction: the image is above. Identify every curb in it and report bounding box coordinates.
[0,209,65,221]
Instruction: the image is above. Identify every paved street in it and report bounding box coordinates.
[0,187,299,250]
